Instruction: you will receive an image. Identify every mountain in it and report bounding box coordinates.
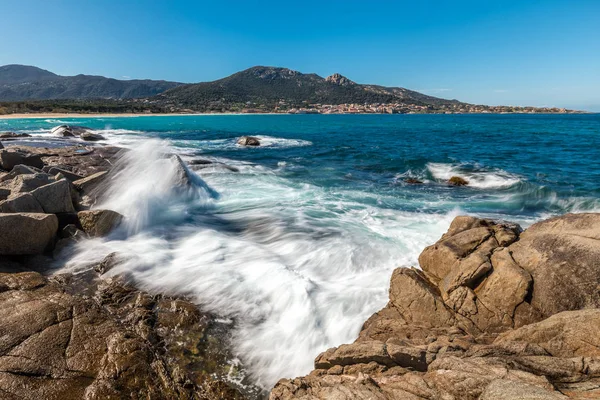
[0,65,183,100]
[155,66,463,110]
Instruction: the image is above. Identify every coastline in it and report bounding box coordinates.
[0,111,590,120]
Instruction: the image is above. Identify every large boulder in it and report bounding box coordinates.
[0,213,58,255]
[78,209,123,237]
[0,173,54,194]
[508,213,600,317]
[0,150,44,170]
[30,179,76,213]
[0,192,44,213]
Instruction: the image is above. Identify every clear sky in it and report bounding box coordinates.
[1,0,599,111]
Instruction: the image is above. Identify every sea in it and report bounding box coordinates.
[1,113,599,392]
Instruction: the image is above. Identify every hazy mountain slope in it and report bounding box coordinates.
[0,65,182,100]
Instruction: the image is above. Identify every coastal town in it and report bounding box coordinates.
[251,101,574,114]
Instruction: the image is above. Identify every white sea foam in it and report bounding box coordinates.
[427,162,522,188]
[60,139,455,390]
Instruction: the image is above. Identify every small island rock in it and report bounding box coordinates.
[448,176,469,186]
[237,136,261,146]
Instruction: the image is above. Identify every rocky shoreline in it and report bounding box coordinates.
[1,132,599,399]
[0,136,253,399]
[271,214,600,399]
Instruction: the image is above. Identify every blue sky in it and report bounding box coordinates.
[1,0,599,110]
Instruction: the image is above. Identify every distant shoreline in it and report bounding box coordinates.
[0,111,590,120]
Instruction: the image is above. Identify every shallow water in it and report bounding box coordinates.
[2,113,599,390]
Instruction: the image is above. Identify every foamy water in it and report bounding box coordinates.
[61,139,457,390]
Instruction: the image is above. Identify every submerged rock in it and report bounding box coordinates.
[448,176,469,186]
[404,178,424,184]
[270,213,600,400]
[80,132,106,141]
[0,213,58,255]
[237,136,261,146]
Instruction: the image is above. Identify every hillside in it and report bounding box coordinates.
[0,65,182,100]
[156,66,463,110]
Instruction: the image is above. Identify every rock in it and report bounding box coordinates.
[171,155,194,186]
[0,213,58,255]
[508,213,600,317]
[94,252,126,275]
[237,136,260,146]
[78,209,123,237]
[80,132,106,141]
[496,309,600,357]
[0,149,44,170]
[0,142,3,149]
[0,272,242,399]
[479,379,568,400]
[0,164,43,183]
[72,170,108,192]
[0,192,44,213]
[0,173,54,194]
[30,179,76,213]
[50,125,91,137]
[404,178,423,184]
[448,176,468,186]
[47,166,84,182]
[0,132,31,138]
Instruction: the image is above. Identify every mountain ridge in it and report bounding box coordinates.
[0,64,575,114]
[0,64,183,100]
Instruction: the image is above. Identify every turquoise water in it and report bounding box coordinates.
[2,113,599,391]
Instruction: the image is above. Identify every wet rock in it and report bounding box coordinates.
[0,213,58,255]
[448,176,468,186]
[404,178,423,184]
[50,125,91,137]
[72,170,108,192]
[237,136,260,146]
[94,252,126,275]
[171,155,200,187]
[0,149,44,170]
[78,209,123,237]
[0,132,31,139]
[80,132,106,141]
